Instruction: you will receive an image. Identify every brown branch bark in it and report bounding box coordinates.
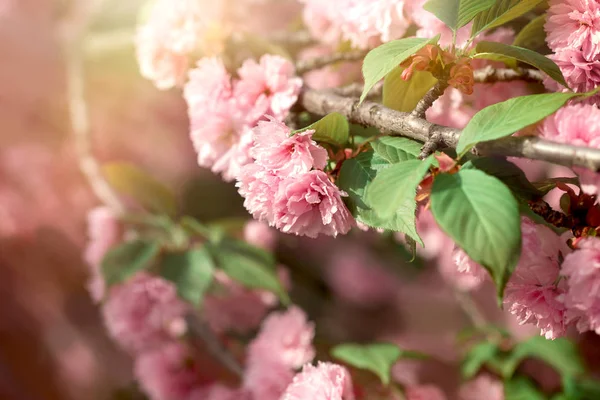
[300,88,600,171]
[296,50,367,74]
[473,66,545,84]
[411,81,449,118]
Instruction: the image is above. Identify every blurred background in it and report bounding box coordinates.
[2,1,600,400]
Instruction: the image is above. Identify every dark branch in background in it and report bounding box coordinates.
[268,30,314,47]
[185,314,244,378]
[474,65,545,84]
[300,87,600,171]
[296,50,368,74]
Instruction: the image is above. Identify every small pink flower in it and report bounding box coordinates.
[237,163,283,221]
[83,207,122,303]
[562,237,600,334]
[546,0,600,59]
[504,219,568,340]
[280,362,355,400]
[406,385,448,400]
[134,342,202,400]
[448,247,488,291]
[102,273,189,353]
[540,104,600,197]
[458,374,504,400]
[546,49,600,94]
[236,54,303,121]
[274,170,354,238]
[247,306,315,369]
[244,356,296,400]
[250,118,328,176]
[244,220,277,251]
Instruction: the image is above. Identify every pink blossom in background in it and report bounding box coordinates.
[203,270,278,334]
[235,55,303,121]
[409,0,471,48]
[546,0,600,59]
[450,247,488,291]
[247,306,315,369]
[280,362,355,400]
[406,385,448,400]
[274,170,354,238]
[504,219,568,339]
[299,0,409,49]
[458,374,504,400]
[244,220,277,251]
[244,356,296,400]
[299,45,362,90]
[102,273,189,353]
[250,118,328,177]
[83,207,122,303]
[325,247,399,306]
[562,237,600,334]
[545,49,600,94]
[237,163,282,221]
[540,104,600,197]
[134,342,202,400]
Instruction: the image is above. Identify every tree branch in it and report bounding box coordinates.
[411,81,449,119]
[473,65,544,84]
[296,50,367,74]
[300,88,600,171]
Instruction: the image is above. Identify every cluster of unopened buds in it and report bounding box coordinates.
[400,44,475,94]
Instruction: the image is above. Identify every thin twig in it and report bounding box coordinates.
[296,50,367,74]
[300,88,600,171]
[268,30,314,47]
[473,65,545,84]
[185,314,244,378]
[412,81,449,119]
[65,39,126,214]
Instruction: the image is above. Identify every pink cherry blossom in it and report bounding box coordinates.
[504,219,568,339]
[458,374,504,400]
[244,220,277,251]
[280,362,355,400]
[134,342,202,400]
[449,247,488,291]
[546,49,600,94]
[83,207,121,303]
[546,0,600,59]
[299,0,345,46]
[247,306,315,369]
[273,170,354,238]
[237,163,283,221]
[102,273,189,353]
[184,57,254,181]
[562,237,600,334]
[250,118,328,176]
[235,54,303,121]
[540,104,600,197]
[244,356,296,400]
[406,385,448,400]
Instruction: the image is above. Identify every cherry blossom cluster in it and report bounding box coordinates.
[237,119,354,238]
[545,0,600,96]
[184,55,302,181]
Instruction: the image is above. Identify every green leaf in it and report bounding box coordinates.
[463,157,542,200]
[103,162,178,216]
[337,152,422,243]
[371,136,422,163]
[471,0,544,37]
[456,92,581,156]
[423,0,495,31]
[431,169,521,299]
[208,238,289,304]
[532,177,580,196]
[360,36,439,103]
[383,66,438,112]
[563,376,600,400]
[331,343,406,385]
[513,14,547,51]
[502,336,585,379]
[462,342,500,379]
[159,248,215,305]
[295,112,349,146]
[366,158,435,242]
[474,42,567,87]
[102,239,161,287]
[504,377,548,400]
